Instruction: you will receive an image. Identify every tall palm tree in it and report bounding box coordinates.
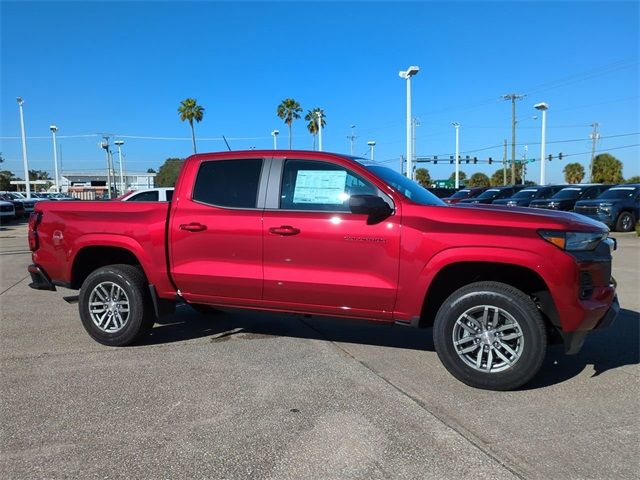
[178,98,205,154]
[276,98,302,149]
[304,108,326,150]
[563,162,585,184]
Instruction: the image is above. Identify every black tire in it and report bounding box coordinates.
[433,281,547,391]
[615,211,635,232]
[78,264,154,346]
[190,303,222,315]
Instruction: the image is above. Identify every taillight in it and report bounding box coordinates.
[28,211,42,251]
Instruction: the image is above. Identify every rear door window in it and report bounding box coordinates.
[193,159,263,209]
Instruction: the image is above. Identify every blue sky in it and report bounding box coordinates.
[1,0,638,184]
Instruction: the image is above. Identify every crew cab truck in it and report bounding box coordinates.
[28,151,619,391]
[574,184,639,232]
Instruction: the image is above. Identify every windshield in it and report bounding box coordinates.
[511,188,541,199]
[475,188,502,200]
[597,187,638,199]
[365,165,445,206]
[553,187,583,200]
[450,189,471,199]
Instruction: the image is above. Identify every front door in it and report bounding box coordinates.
[262,158,401,319]
[170,158,266,305]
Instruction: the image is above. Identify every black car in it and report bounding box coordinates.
[0,193,26,219]
[458,185,526,205]
[427,187,459,199]
[574,184,639,232]
[529,184,612,211]
[442,187,488,204]
[492,185,565,207]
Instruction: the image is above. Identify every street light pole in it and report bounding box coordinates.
[271,130,279,149]
[534,103,549,185]
[317,111,323,151]
[399,66,420,179]
[115,140,125,194]
[367,141,376,160]
[347,125,356,155]
[502,93,525,185]
[17,97,31,198]
[452,122,460,188]
[49,125,60,193]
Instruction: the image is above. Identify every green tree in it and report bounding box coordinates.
[563,162,585,184]
[28,170,51,181]
[624,175,640,184]
[592,153,623,184]
[0,170,16,191]
[276,98,302,149]
[448,170,467,184]
[467,172,490,188]
[156,158,184,187]
[178,98,205,154]
[304,108,326,150]
[414,168,431,188]
[147,168,157,174]
[494,163,523,186]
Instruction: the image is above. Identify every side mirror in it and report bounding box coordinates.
[349,195,393,224]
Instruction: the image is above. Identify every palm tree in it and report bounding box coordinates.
[178,98,205,154]
[563,162,585,184]
[276,98,302,149]
[304,108,326,150]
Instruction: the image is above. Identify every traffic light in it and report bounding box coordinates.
[450,159,454,164]
[558,152,563,160]
[473,157,478,164]
[434,156,438,160]
[548,154,552,161]
[488,157,493,164]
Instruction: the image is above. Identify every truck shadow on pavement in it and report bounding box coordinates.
[143,305,639,390]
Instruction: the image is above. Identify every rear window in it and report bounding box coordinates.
[597,187,638,199]
[193,159,263,208]
[553,187,582,199]
[476,188,502,200]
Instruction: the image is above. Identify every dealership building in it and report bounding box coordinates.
[60,170,157,199]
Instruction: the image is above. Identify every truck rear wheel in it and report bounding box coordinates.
[433,281,546,391]
[615,211,635,232]
[78,264,154,346]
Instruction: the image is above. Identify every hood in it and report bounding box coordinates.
[441,203,608,232]
[575,199,614,207]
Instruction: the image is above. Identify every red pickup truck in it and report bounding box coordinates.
[28,150,619,390]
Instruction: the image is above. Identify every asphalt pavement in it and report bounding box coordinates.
[1,221,638,479]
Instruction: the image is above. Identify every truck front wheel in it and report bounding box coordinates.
[433,281,546,391]
[615,211,635,232]
[78,264,154,346]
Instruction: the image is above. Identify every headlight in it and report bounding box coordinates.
[598,203,613,213]
[538,230,607,251]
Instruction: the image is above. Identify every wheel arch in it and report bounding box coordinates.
[418,259,561,342]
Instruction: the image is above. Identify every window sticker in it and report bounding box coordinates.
[293,170,347,204]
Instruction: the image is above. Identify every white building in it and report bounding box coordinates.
[60,170,156,199]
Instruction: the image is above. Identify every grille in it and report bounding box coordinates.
[1,205,13,212]
[575,206,598,215]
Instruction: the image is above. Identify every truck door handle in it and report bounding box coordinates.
[180,222,207,232]
[269,225,300,236]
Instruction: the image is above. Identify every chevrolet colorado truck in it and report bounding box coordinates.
[28,151,619,390]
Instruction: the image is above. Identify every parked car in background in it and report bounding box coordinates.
[0,192,36,218]
[574,184,639,232]
[47,193,79,201]
[492,185,565,207]
[442,187,487,204]
[0,193,26,219]
[120,187,174,202]
[458,185,526,205]
[0,200,15,223]
[427,187,458,199]
[529,185,611,211]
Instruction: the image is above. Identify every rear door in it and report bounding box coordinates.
[261,158,401,319]
[170,157,268,305]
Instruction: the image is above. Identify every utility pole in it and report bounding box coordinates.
[347,125,356,155]
[503,139,507,185]
[101,136,113,199]
[502,93,525,185]
[316,111,323,152]
[400,155,404,175]
[589,122,600,182]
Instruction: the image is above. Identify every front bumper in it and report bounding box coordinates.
[28,264,56,291]
[561,295,620,354]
